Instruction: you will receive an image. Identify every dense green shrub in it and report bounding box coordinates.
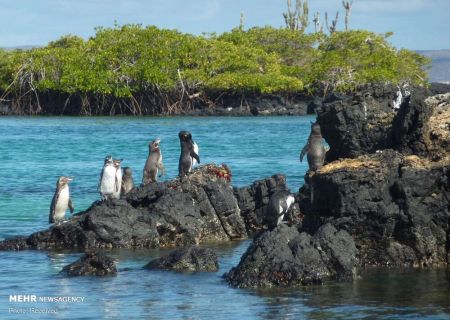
[0,24,430,104]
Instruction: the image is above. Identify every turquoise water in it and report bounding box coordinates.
[0,116,449,319]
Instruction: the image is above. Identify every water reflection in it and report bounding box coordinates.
[254,268,450,319]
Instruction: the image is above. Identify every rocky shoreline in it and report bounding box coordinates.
[0,165,297,251]
[1,84,448,288]
[1,83,449,116]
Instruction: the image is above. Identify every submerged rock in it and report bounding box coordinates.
[225,224,358,288]
[61,251,117,276]
[0,165,290,251]
[145,246,219,272]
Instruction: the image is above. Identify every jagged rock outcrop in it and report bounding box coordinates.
[0,165,287,251]
[422,93,450,161]
[316,85,400,161]
[145,246,219,272]
[391,88,434,156]
[234,174,300,233]
[225,224,358,288]
[61,251,117,276]
[298,149,449,268]
[227,89,449,288]
[316,86,435,161]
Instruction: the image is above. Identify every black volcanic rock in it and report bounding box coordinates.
[391,87,433,156]
[299,150,449,268]
[225,90,449,288]
[234,174,300,233]
[61,251,117,276]
[225,224,357,288]
[429,82,450,95]
[317,89,395,161]
[145,246,219,272]
[316,85,436,161]
[0,165,291,251]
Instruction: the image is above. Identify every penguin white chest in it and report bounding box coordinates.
[192,142,199,167]
[277,195,295,225]
[100,165,117,194]
[55,186,70,219]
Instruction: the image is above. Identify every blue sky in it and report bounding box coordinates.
[0,0,449,50]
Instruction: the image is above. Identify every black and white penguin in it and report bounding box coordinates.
[178,131,200,177]
[300,122,326,171]
[265,190,295,229]
[142,138,165,185]
[192,140,199,167]
[98,155,116,200]
[112,158,123,199]
[49,176,74,224]
[121,167,134,195]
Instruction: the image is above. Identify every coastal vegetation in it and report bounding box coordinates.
[0,4,430,115]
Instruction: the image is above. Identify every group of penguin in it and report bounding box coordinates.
[49,130,200,224]
[49,123,327,230]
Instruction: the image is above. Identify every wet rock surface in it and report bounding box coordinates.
[61,251,117,276]
[0,165,285,251]
[225,224,357,288]
[145,246,219,272]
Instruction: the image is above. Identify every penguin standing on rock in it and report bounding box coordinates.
[178,131,200,177]
[98,155,117,200]
[265,190,295,229]
[121,167,134,194]
[49,176,74,224]
[300,122,326,171]
[112,158,123,199]
[142,138,165,185]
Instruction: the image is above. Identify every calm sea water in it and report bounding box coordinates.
[0,116,448,319]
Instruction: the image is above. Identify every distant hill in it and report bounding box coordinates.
[2,45,39,51]
[417,50,450,83]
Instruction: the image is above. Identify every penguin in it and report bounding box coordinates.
[300,122,326,171]
[178,131,200,177]
[49,176,74,224]
[121,167,134,195]
[265,190,295,229]
[98,155,116,200]
[142,138,165,185]
[112,158,123,199]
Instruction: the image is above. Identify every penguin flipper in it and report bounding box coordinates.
[115,176,119,192]
[68,198,74,214]
[142,169,149,185]
[98,168,104,192]
[49,192,58,224]
[191,151,200,164]
[300,143,308,162]
[158,163,166,177]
